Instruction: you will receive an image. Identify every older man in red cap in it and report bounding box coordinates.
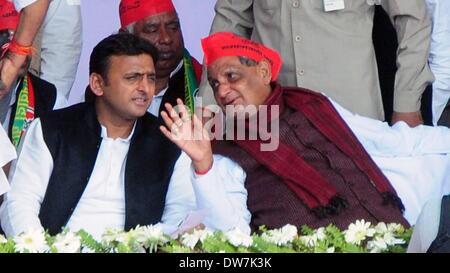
[0,0,56,147]
[202,32,450,231]
[119,0,201,117]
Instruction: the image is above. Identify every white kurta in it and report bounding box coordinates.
[0,119,250,239]
[425,0,450,125]
[0,124,16,196]
[332,99,450,224]
[13,0,83,109]
[407,197,441,253]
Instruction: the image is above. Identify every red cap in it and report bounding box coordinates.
[119,0,176,28]
[0,0,20,31]
[201,32,282,81]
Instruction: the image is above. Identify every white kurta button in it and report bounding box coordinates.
[292,1,299,8]
[295,35,302,42]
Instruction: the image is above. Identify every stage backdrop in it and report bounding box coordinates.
[69,0,216,105]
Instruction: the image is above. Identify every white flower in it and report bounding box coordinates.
[344,220,375,245]
[299,235,317,247]
[262,224,298,246]
[299,227,327,248]
[101,228,125,245]
[134,225,167,245]
[387,223,404,233]
[367,236,388,253]
[382,232,405,246]
[180,229,213,249]
[224,228,253,248]
[281,225,298,239]
[52,231,81,253]
[0,234,7,244]
[14,229,49,253]
[316,227,326,241]
[101,228,144,252]
[374,222,388,234]
[326,247,335,253]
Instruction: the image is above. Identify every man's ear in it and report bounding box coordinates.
[258,59,272,85]
[89,73,105,97]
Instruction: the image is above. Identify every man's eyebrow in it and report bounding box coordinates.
[166,19,180,24]
[125,71,156,76]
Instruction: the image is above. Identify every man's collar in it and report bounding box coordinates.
[100,121,137,143]
[169,60,183,78]
[159,59,183,92]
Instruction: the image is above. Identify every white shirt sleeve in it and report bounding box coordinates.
[407,197,442,253]
[426,0,450,125]
[161,152,251,234]
[12,0,37,11]
[0,118,53,236]
[330,98,450,157]
[330,98,450,225]
[0,125,16,196]
[39,0,82,109]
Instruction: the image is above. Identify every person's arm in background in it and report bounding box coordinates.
[425,0,450,125]
[198,0,254,106]
[0,123,16,202]
[382,0,434,127]
[38,0,82,109]
[0,118,53,236]
[0,0,50,99]
[330,98,450,157]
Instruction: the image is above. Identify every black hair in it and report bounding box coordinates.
[89,32,158,84]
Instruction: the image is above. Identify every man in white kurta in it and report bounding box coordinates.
[0,124,16,197]
[0,119,250,238]
[0,33,251,239]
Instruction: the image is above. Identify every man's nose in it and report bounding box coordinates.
[216,82,231,99]
[159,28,172,44]
[137,77,153,94]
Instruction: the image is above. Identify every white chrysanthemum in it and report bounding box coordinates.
[180,232,200,249]
[262,224,298,246]
[0,234,7,244]
[52,232,81,253]
[316,227,326,241]
[374,222,388,234]
[101,228,144,252]
[224,228,253,248]
[387,223,404,233]
[367,236,388,253]
[299,234,317,247]
[299,227,326,248]
[344,220,375,245]
[180,229,214,249]
[101,228,125,245]
[281,225,298,239]
[382,232,405,246]
[134,225,167,244]
[14,229,49,253]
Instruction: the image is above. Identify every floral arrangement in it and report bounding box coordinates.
[0,220,412,253]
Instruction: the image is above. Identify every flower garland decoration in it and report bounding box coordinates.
[0,220,412,253]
